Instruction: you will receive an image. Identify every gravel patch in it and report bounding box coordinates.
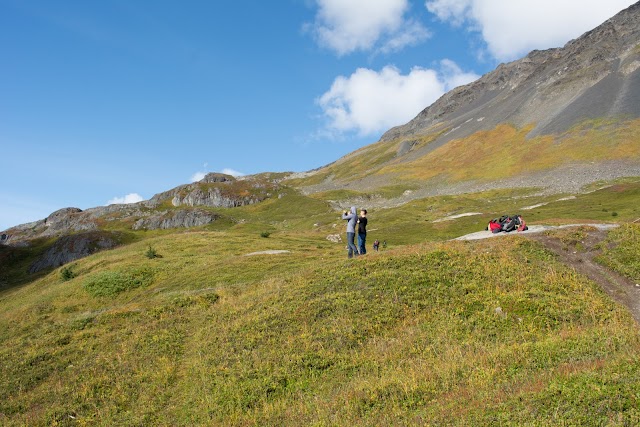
[298,161,640,210]
[454,223,620,241]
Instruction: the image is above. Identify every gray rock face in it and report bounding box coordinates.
[0,204,148,246]
[46,207,83,222]
[28,232,122,273]
[2,174,281,245]
[1,207,100,245]
[381,1,640,147]
[149,174,278,208]
[42,207,97,237]
[199,172,233,183]
[132,209,219,230]
[171,187,263,208]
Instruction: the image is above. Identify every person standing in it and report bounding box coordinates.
[341,206,358,258]
[357,209,368,255]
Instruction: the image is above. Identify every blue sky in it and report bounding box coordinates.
[1,0,635,231]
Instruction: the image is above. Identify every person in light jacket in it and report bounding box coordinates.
[341,206,358,258]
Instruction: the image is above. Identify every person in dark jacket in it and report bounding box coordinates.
[341,206,358,258]
[357,209,368,255]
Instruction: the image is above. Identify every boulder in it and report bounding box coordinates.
[326,234,342,243]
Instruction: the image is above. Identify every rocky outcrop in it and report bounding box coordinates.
[2,173,283,246]
[199,172,234,183]
[28,231,122,273]
[42,207,98,236]
[171,187,261,208]
[1,207,100,246]
[149,173,279,208]
[3,206,220,274]
[0,204,146,246]
[132,209,219,230]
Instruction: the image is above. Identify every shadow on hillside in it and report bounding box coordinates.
[0,230,135,295]
[0,244,56,294]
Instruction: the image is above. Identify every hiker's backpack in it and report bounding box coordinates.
[488,219,502,233]
[517,216,528,232]
[502,216,517,232]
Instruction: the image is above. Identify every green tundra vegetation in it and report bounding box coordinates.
[1,179,639,426]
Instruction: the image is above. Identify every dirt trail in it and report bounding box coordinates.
[528,229,640,324]
[455,225,640,324]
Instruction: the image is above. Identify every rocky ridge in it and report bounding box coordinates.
[1,173,281,245]
[381,1,640,147]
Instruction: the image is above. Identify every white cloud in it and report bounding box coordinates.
[426,0,637,61]
[439,59,480,91]
[191,171,207,182]
[425,0,472,26]
[317,61,479,136]
[309,0,430,55]
[221,168,244,177]
[379,19,433,54]
[107,193,144,205]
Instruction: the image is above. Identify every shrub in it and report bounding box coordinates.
[260,231,271,238]
[145,245,159,259]
[60,265,76,281]
[83,268,154,297]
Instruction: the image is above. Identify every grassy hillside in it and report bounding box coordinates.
[1,181,640,425]
[326,180,640,246]
[288,118,640,190]
[388,119,640,183]
[1,230,639,425]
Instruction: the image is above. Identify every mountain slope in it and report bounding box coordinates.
[289,1,640,198]
[382,1,640,144]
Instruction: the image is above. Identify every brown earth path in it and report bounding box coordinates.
[456,225,640,324]
[528,229,640,325]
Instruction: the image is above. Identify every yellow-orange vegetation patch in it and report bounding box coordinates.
[379,119,640,184]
